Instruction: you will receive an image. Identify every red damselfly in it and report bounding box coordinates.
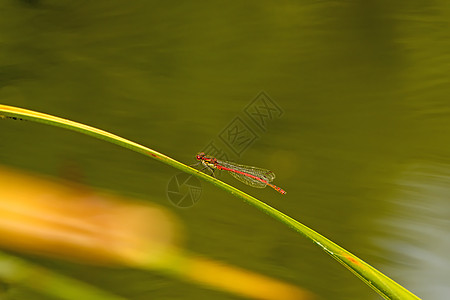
[195,152,286,195]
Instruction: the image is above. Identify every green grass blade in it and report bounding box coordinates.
[0,251,127,300]
[0,105,420,300]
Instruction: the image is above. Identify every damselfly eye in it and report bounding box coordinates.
[196,152,205,160]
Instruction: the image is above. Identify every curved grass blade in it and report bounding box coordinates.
[0,251,127,300]
[0,105,420,300]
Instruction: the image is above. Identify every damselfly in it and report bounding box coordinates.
[195,152,286,195]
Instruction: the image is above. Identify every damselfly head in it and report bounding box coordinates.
[196,152,206,161]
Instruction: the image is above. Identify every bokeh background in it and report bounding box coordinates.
[1,1,449,299]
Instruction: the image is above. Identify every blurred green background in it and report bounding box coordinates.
[1,0,449,299]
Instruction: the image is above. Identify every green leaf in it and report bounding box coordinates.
[0,104,420,300]
[0,251,127,300]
